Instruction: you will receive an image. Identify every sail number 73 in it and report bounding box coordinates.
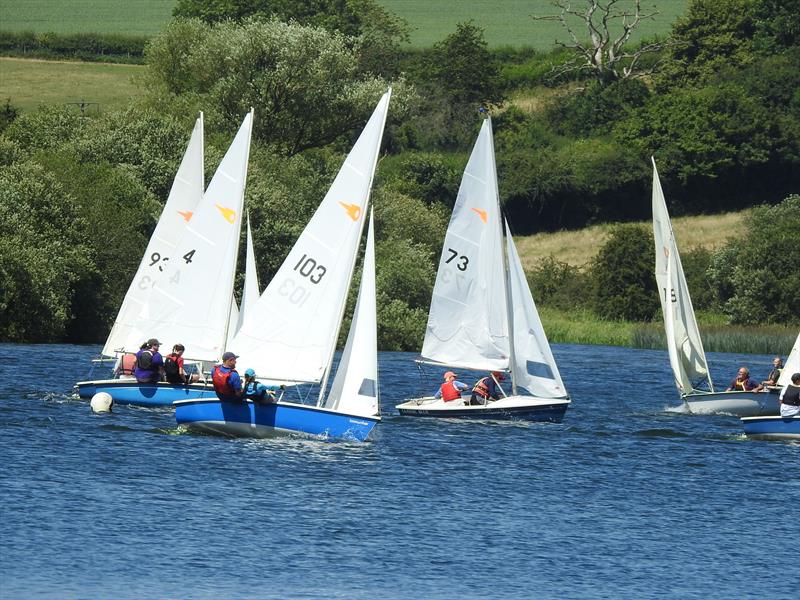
[445,248,469,271]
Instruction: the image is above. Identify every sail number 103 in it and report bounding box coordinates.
[294,254,327,284]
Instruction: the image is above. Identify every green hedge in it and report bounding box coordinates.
[0,31,147,64]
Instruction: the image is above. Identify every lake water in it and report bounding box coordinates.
[0,343,796,599]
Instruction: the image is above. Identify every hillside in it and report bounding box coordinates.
[0,0,686,48]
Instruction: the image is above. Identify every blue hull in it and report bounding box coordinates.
[174,399,379,442]
[741,416,800,440]
[397,402,569,422]
[75,379,218,407]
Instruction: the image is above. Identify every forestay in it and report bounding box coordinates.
[102,114,205,356]
[230,91,391,383]
[323,211,379,417]
[420,117,509,372]
[652,158,713,394]
[505,223,567,399]
[135,110,254,362]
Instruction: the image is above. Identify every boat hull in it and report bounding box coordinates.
[741,416,800,440]
[395,395,570,422]
[680,391,779,417]
[75,379,218,407]
[174,399,379,442]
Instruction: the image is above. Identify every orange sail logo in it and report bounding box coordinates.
[339,202,361,222]
[178,210,193,222]
[215,204,236,224]
[471,208,488,223]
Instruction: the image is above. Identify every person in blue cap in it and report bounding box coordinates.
[211,351,244,402]
[243,368,281,403]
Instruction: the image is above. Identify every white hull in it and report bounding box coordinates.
[680,391,778,417]
[396,394,570,422]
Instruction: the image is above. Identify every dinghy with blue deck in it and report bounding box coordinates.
[741,416,800,440]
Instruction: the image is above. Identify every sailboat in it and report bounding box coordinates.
[395,117,570,421]
[75,111,255,407]
[651,158,778,416]
[174,91,390,441]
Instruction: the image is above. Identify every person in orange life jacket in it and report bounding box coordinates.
[164,343,200,384]
[470,371,505,406]
[212,352,244,402]
[725,367,763,392]
[434,371,469,402]
[134,338,164,383]
[779,372,800,417]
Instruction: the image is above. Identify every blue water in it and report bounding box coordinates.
[1,343,796,599]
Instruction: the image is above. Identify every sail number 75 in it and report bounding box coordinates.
[445,248,469,271]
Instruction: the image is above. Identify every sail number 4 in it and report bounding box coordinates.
[445,248,469,271]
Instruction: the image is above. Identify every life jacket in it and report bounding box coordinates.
[164,354,180,378]
[136,350,154,371]
[212,365,235,396]
[440,381,461,402]
[734,378,753,391]
[119,353,137,376]
[782,385,800,406]
[473,377,491,398]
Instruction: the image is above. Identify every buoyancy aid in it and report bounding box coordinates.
[120,353,137,375]
[782,385,800,406]
[136,350,154,371]
[212,365,235,396]
[440,381,462,402]
[473,377,491,398]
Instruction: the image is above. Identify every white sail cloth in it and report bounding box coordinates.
[652,158,713,394]
[420,118,509,371]
[230,91,391,383]
[323,211,379,417]
[102,114,205,356]
[133,111,254,362]
[778,333,800,387]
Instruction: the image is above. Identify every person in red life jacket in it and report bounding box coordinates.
[470,371,505,405]
[433,371,469,402]
[164,343,200,384]
[134,338,164,383]
[212,351,244,402]
[725,367,763,392]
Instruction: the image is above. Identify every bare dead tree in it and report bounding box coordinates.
[533,0,669,84]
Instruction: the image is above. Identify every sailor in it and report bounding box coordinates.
[434,371,469,402]
[725,367,763,392]
[212,352,244,402]
[470,371,505,406]
[779,372,800,417]
[134,338,164,383]
[761,357,783,386]
[243,368,280,403]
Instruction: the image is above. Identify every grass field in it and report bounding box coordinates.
[0,0,687,48]
[0,57,144,112]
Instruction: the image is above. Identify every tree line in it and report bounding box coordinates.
[0,0,798,345]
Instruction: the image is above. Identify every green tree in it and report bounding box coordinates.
[707,195,800,324]
[592,224,659,321]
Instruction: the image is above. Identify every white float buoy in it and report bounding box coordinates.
[90,392,114,413]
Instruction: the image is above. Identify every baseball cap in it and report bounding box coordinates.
[244,368,256,377]
[147,338,161,346]
[221,351,239,361]
[444,371,457,379]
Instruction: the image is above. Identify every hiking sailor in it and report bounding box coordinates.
[212,352,244,402]
[134,338,164,383]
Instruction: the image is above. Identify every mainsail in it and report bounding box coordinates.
[102,114,205,356]
[778,332,800,387]
[651,158,713,394]
[230,91,391,383]
[323,211,379,417]
[420,117,509,371]
[134,110,254,362]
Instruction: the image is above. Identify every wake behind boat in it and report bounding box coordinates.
[651,159,778,417]
[395,116,570,423]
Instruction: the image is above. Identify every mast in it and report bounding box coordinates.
[316,90,391,406]
[486,116,518,395]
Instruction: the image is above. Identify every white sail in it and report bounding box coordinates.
[135,110,254,362]
[420,117,509,371]
[235,214,260,334]
[778,332,800,387]
[652,158,713,394]
[102,114,205,356]
[505,222,567,399]
[226,297,240,348]
[323,211,379,417]
[231,91,391,383]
